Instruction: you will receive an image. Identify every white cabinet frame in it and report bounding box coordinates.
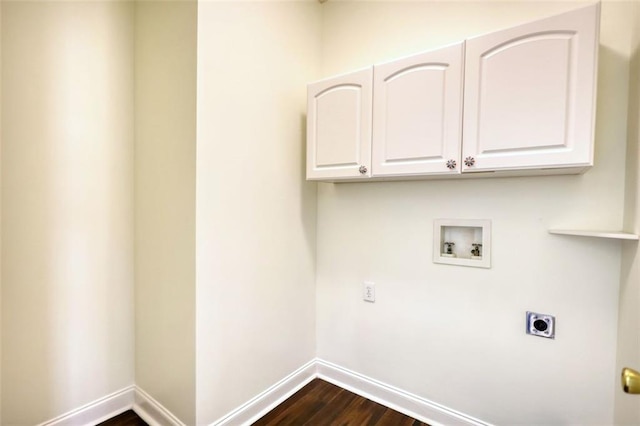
[307,67,373,181]
[372,42,464,177]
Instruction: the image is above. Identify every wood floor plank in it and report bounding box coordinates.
[338,396,391,426]
[97,410,147,426]
[254,379,323,424]
[252,378,429,426]
[254,380,336,426]
[98,379,428,426]
[377,408,424,426]
[304,388,359,426]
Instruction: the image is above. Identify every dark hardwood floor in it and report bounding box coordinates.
[98,379,429,426]
[252,379,429,426]
[97,410,147,426]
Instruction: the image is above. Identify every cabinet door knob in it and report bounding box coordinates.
[359,165,368,175]
[446,159,457,170]
[464,156,476,167]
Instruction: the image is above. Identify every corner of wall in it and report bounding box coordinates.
[0,0,3,421]
[615,1,640,425]
[134,1,197,424]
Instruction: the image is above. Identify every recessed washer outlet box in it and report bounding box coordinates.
[526,311,555,339]
[433,219,491,268]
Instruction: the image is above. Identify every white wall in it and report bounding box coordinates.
[616,2,640,424]
[0,1,636,425]
[134,2,197,425]
[195,1,320,423]
[316,2,634,424]
[1,2,135,424]
[0,2,3,422]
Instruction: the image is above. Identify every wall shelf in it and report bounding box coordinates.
[548,229,639,241]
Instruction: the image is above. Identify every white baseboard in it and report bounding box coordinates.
[211,358,490,426]
[35,359,489,426]
[133,386,186,426]
[316,359,493,426]
[36,386,135,426]
[35,383,187,426]
[211,359,317,426]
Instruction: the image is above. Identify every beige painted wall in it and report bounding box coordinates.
[134,1,197,424]
[616,2,640,425]
[316,1,634,424]
[195,2,320,423]
[0,2,3,423]
[0,1,636,424]
[1,2,135,424]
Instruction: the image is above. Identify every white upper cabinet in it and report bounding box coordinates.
[307,67,373,180]
[372,42,464,177]
[462,3,599,173]
[306,3,599,181]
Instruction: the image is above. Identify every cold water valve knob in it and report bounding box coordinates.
[443,241,455,255]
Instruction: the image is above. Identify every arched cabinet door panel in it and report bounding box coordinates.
[307,67,373,180]
[372,42,464,177]
[463,3,599,173]
[306,4,599,182]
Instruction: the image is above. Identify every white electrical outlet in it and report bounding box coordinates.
[363,281,375,302]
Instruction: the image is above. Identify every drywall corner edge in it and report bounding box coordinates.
[134,387,188,426]
[210,359,317,426]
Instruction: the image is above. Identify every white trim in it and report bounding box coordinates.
[316,359,493,426]
[211,359,317,426]
[134,386,187,426]
[210,358,490,426]
[35,359,490,426]
[36,386,135,426]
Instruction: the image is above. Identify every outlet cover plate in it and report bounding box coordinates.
[363,281,375,302]
[526,311,555,339]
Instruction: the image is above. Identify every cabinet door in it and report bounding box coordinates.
[307,67,373,180]
[372,43,464,177]
[463,3,599,173]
